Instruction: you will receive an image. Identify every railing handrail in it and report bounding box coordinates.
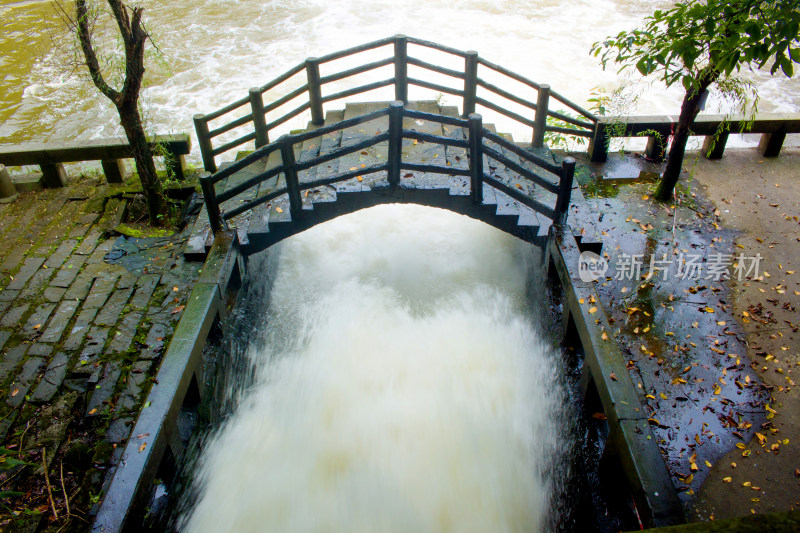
[0,134,192,186]
[200,101,576,240]
[588,112,800,163]
[193,36,598,173]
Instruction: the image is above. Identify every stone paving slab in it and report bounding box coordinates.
[40,299,80,343]
[0,344,27,383]
[0,303,28,328]
[50,254,88,288]
[62,307,98,351]
[6,256,45,290]
[30,351,69,403]
[7,356,45,407]
[108,311,143,354]
[94,286,133,326]
[0,175,201,528]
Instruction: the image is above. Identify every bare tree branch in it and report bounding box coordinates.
[107,0,132,46]
[76,0,118,101]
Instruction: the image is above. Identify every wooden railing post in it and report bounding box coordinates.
[249,88,269,147]
[554,157,575,224]
[702,132,729,160]
[200,173,223,233]
[468,113,483,205]
[280,136,303,220]
[588,119,609,163]
[394,35,408,104]
[388,101,404,186]
[193,114,217,173]
[532,84,550,148]
[306,58,324,125]
[463,51,478,118]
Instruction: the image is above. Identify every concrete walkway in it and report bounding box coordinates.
[690,149,800,520]
[0,174,199,531]
[575,146,799,522]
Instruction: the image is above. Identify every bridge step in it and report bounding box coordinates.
[187,100,591,259]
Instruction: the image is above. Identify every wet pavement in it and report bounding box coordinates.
[0,173,199,531]
[570,147,800,521]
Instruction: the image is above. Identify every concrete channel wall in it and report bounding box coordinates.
[93,221,685,530]
[545,224,684,527]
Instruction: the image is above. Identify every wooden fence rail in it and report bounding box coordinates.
[201,101,575,235]
[0,134,192,187]
[193,35,596,172]
[588,113,800,162]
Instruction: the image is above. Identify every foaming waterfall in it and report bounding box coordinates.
[181,205,567,532]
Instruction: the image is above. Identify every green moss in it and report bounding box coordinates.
[113,224,175,239]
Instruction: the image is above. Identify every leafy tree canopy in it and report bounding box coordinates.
[592,0,800,92]
[591,0,800,201]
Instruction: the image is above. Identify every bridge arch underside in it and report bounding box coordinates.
[239,176,552,257]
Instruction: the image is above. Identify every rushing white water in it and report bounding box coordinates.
[181,205,565,532]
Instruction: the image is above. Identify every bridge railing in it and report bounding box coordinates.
[200,101,575,233]
[193,36,597,173]
[588,113,800,162]
[0,135,191,188]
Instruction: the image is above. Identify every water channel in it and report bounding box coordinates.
[180,205,571,532]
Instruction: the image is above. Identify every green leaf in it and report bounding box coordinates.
[791,48,800,63]
[780,55,794,77]
[682,76,693,91]
[0,456,31,471]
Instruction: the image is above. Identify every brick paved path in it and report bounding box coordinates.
[0,175,199,530]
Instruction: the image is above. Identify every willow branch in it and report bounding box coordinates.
[119,5,148,107]
[76,0,119,101]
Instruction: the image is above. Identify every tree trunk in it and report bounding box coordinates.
[654,73,717,202]
[75,0,164,225]
[118,102,163,224]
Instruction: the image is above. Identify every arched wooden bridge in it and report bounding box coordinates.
[94,37,690,533]
[191,36,601,255]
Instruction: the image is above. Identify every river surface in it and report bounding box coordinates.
[2,0,799,160]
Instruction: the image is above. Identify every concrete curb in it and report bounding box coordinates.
[545,224,684,527]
